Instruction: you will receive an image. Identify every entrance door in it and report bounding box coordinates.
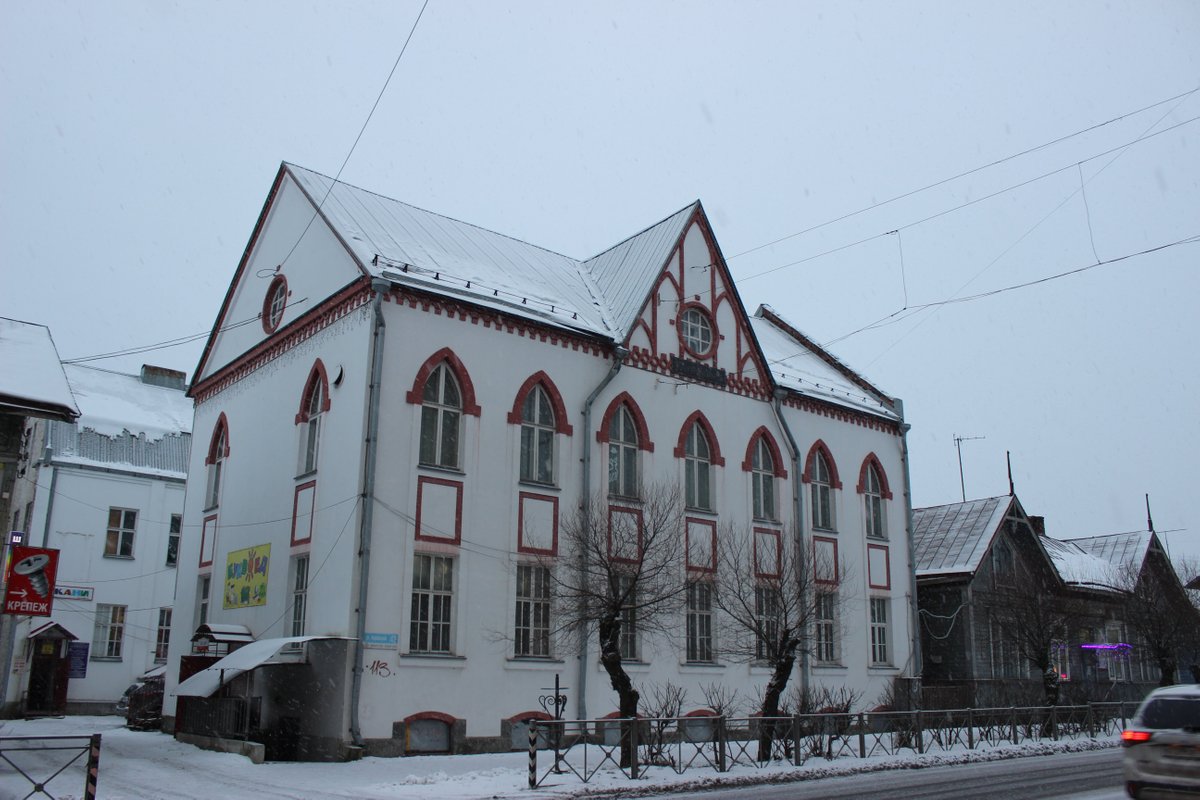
[26,638,69,715]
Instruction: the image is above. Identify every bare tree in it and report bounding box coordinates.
[547,484,687,765]
[711,523,842,760]
[989,570,1084,705]
[1116,557,1200,686]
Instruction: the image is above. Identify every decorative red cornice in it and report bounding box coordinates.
[802,440,843,489]
[205,413,230,465]
[191,279,371,404]
[404,347,482,417]
[596,392,655,453]
[856,452,894,500]
[741,427,788,478]
[782,393,902,436]
[506,371,574,435]
[295,359,331,424]
[626,346,772,400]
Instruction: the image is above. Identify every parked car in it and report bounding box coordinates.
[1123,683,1200,798]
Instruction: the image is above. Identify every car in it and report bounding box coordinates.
[1123,683,1200,798]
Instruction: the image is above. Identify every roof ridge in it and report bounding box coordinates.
[581,200,700,263]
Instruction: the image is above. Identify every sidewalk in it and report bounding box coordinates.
[0,715,1119,800]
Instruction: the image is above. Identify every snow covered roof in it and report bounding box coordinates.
[750,306,898,419]
[1064,531,1152,571]
[175,636,346,698]
[64,364,192,439]
[1039,535,1123,592]
[0,318,79,422]
[912,496,1013,576]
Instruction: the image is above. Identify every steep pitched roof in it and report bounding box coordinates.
[750,305,898,419]
[0,318,79,422]
[1065,531,1153,570]
[912,496,1013,576]
[1039,535,1123,592]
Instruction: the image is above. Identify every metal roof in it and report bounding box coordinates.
[1064,531,1152,570]
[912,496,1012,576]
[1039,535,1123,591]
[0,318,79,422]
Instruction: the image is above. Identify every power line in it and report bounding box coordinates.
[726,85,1200,261]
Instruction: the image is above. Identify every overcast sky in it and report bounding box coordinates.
[3,1,1197,565]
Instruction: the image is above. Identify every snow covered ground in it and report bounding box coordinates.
[0,715,1119,800]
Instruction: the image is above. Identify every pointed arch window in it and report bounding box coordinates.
[684,423,713,511]
[421,364,462,469]
[521,386,555,484]
[751,438,776,520]
[811,451,835,531]
[204,416,229,510]
[296,363,330,476]
[608,406,639,499]
[863,463,886,539]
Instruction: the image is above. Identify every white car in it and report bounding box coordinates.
[1123,684,1200,798]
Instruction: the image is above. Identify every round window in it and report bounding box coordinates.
[679,307,713,356]
[262,275,288,333]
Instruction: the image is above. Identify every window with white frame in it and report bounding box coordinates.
[811,451,835,531]
[93,604,126,660]
[514,564,551,658]
[298,376,325,475]
[751,438,776,520]
[869,597,890,665]
[291,555,310,638]
[863,463,886,539]
[410,554,454,653]
[205,425,226,509]
[618,574,638,660]
[686,579,714,663]
[197,575,211,626]
[166,514,181,567]
[815,591,838,663]
[684,423,712,511]
[419,364,462,469]
[155,607,172,662]
[755,585,781,661]
[104,508,137,558]
[679,307,714,356]
[520,386,555,484]
[608,406,639,498]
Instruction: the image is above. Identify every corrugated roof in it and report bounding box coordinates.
[912,496,1012,575]
[1040,535,1123,591]
[1065,531,1151,570]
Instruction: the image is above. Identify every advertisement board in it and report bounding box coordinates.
[224,543,270,609]
[3,545,60,616]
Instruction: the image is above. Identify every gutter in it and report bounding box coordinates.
[350,279,389,747]
[771,389,809,695]
[576,344,628,721]
[895,398,923,688]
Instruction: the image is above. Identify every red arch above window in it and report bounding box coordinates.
[856,452,894,499]
[404,347,482,416]
[261,274,288,334]
[506,371,573,435]
[595,392,654,452]
[740,426,789,478]
[295,359,331,424]
[403,710,458,726]
[205,413,230,466]
[801,439,842,489]
[672,410,725,466]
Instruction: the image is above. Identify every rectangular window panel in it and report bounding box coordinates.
[812,484,833,530]
[166,514,181,567]
[619,575,638,660]
[440,409,460,468]
[514,565,551,657]
[870,597,890,665]
[198,575,210,626]
[155,607,172,662]
[755,586,780,661]
[410,554,454,654]
[93,604,126,660]
[104,507,137,558]
[291,555,310,638]
[815,592,837,663]
[419,407,439,465]
[686,581,713,663]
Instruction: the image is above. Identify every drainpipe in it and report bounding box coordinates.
[350,278,389,747]
[576,344,628,721]
[770,389,808,696]
[894,398,923,700]
[40,447,58,548]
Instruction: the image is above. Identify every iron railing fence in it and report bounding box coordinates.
[528,702,1130,788]
[0,734,101,800]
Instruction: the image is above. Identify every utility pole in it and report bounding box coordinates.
[954,434,985,502]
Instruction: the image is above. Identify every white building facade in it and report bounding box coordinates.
[3,364,191,715]
[163,163,918,759]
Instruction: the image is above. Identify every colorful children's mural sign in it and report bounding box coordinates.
[225,544,270,609]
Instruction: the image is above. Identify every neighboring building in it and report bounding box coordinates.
[163,162,917,760]
[3,363,191,715]
[0,318,80,716]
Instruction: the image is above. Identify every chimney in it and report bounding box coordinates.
[1028,515,1046,537]
[140,365,187,390]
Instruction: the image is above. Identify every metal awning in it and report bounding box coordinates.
[191,622,254,645]
[174,636,347,698]
[26,621,77,640]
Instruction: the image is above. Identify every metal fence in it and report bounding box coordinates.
[0,733,101,800]
[528,702,1129,788]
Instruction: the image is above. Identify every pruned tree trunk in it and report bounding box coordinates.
[756,639,797,762]
[598,611,639,767]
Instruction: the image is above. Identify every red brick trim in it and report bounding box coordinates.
[867,544,892,590]
[261,274,289,334]
[414,476,464,545]
[856,453,894,500]
[676,302,719,361]
[595,392,654,452]
[199,514,218,568]
[686,517,718,573]
[813,535,839,586]
[205,414,230,465]
[801,440,842,489]
[404,347,482,417]
[506,372,573,435]
[291,481,316,546]
[295,359,331,424]
[404,710,457,726]
[781,393,902,436]
[517,492,559,556]
[506,710,553,723]
[740,427,788,478]
[607,505,644,564]
[753,527,783,579]
[672,410,726,467]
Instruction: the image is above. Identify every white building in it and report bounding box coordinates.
[164,162,918,759]
[3,364,191,715]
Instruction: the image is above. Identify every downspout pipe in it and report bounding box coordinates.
[894,398,923,699]
[350,278,389,747]
[771,389,808,696]
[576,344,628,721]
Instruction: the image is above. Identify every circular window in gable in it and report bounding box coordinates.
[262,275,288,334]
[679,306,714,358]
